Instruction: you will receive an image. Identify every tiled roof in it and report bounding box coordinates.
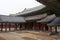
[47,17,60,26]
[25,13,47,20]
[16,5,45,15]
[37,14,56,23]
[0,16,25,23]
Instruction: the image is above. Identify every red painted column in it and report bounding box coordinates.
[39,23,41,31]
[19,24,20,30]
[1,23,3,32]
[37,23,39,31]
[23,23,25,30]
[33,23,34,31]
[48,26,50,31]
[14,24,16,31]
[40,24,42,31]
[41,24,44,31]
[22,23,24,30]
[25,23,28,30]
[2,24,3,32]
[15,24,17,30]
[0,25,1,31]
[22,24,24,30]
[35,23,37,30]
[5,26,7,32]
[9,23,10,31]
[38,23,40,31]
[55,26,57,33]
[24,23,26,30]
[13,25,15,31]
[36,23,38,31]
[5,24,7,32]
[6,23,8,32]
[13,23,16,31]
[33,23,37,31]
[20,23,22,30]
[3,24,5,32]
[49,26,52,32]
[43,24,45,31]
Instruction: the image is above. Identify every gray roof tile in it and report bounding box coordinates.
[0,16,25,23]
[37,14,56,23]
[47,17,60,26]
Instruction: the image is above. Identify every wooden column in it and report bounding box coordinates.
[21,24,23,30]
[9,23,11,31]
[40,25,42,31]
[37,23,40,31]
[38,23,39,31]
[39,23,41,31]
[5,23,7,32]
[41,24,44,31]
[15,23,17,31]
[20,23,22,30]
[19,24,21,30]
[48,26,50,32]
[6,23,9,31]
[43,24,45,31]
[39,23,40,30]
[55,26,57,33]
[0,24,1,31]
[24,23,26,30]
[1,23,3,32]
[35,23,37,31]
[13,24,15,31]
[22,23,25,30]
[17,23,21,31]
[33,23,35,31]
[49,26,52,32]
[15,23,17,30]
[25,23,27,30]
[45,24,48,31]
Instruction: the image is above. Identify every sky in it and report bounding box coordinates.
[0,0,41,15]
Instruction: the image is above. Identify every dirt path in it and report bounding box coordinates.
[0,32,24,40]
[0,31,56,40]
[16,31,56,40]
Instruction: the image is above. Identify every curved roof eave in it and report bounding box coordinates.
[37,14,56,23]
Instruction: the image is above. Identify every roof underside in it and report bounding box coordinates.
[36,0,60,10]
[36,0,60,16]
